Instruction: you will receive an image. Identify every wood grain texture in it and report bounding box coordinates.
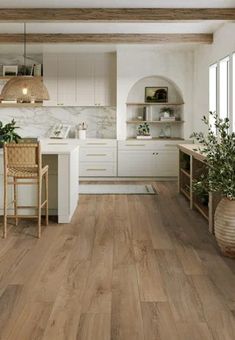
[0,8,234,21]
[0,181,234,340]
[0,33,213,44]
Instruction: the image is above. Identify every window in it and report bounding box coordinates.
[219,56,229,120]
[209,63,217,133]
[233,53,235,131]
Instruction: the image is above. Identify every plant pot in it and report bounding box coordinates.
[215,197,235,258]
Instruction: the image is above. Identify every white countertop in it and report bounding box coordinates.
[0,139,79,156]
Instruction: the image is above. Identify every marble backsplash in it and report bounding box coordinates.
[0,106,116,139]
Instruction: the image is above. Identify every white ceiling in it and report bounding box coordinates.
[0,0,235,8]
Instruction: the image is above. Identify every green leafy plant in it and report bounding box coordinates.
[137,122,150,136]
[191,112,235,199]
[0,119,21,146]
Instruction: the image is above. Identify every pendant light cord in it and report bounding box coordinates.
[24,22,26,74]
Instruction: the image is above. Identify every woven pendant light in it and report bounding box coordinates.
[1,23,49,102]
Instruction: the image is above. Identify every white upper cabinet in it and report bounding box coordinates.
[43,52,116,107]
[57,55,77,106]
[94,53,116,107]
[76,54,94,106]
[43,54,58,106]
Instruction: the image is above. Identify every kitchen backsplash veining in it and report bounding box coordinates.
[0,106,116,139]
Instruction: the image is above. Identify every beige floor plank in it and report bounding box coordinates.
[81,195,114,314]
[133,240,167,302]
[141,302,180,340]
[176,322,214,340]
[76,313,111,340]
[111,265,144,340]
[127,195,152,242]
[7,301,53,340]
[113,195,135,268]
[156,249,205,322]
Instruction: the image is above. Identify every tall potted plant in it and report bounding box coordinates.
[191,112,235,258]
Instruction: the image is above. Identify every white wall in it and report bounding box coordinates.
[116,47,194,139]
[193,23,235,133]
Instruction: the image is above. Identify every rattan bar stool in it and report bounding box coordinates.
[3,142,49,238]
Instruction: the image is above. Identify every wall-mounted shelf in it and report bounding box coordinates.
[0,102,43,107]
[127,120,185,124]
[126,102,184,106]
[0,76,43,80]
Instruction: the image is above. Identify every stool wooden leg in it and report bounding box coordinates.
[38,180,42,239]
[3,177,7,238]
[45,172,49,226]
[13,178,18,226]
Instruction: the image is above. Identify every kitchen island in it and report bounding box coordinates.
[0,139,79,223]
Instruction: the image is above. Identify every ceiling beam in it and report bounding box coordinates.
[0,8,234,22]
[0,33,213,44]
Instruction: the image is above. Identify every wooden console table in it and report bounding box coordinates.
[178,144,221,234]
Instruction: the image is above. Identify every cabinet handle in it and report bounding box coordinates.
[86,168,106,171]
[152,152,159,155]
[86,142,107,145]
[86,154,107,156]
[125,144,145,147]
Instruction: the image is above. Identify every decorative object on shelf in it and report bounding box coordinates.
[145,87,168,103]
[137,122,152,139]
[163,124,171,138]
[78,122,88,140]
[0,23,49,103]
[0,119,21,147]
[159,128,165,138]
[160,106,176,121]
[3,65,18,77]
[33,64,42,77]
[191,112,235,258]
[143,106,152,121]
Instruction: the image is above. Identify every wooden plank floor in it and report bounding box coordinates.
[0,181,235,340]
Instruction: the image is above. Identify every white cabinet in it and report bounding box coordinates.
[57,55,77,106]
[118,140,179,177]
[118,151,154,177]
[94,53,116,107]
[78,139,117,177]
[43,53,116,107]
[76,54,94,106]
[43,54,58,106]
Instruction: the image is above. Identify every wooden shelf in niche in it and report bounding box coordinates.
[126,102,184,106]
[127,120,185,124]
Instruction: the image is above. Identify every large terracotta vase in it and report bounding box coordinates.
[215,197,235,258]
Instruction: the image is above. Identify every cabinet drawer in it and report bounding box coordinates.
[80,148,116,162]
[118,140,182,151]
[80,162,117,177]
[78,139,116,148]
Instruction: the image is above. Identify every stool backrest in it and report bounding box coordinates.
[3,142,41,173]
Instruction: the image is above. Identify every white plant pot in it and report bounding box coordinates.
[79,130,86,140]
[215,197,235,258]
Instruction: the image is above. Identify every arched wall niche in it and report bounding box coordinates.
[126,75,184,104]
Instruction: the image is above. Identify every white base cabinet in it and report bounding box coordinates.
[118,140,180,177]
[78,139,117,177]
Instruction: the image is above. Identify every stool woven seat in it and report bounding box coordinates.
[3,142,49,238]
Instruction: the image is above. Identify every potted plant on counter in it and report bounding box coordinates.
[0,119,21,147]
[191,112,235,258]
